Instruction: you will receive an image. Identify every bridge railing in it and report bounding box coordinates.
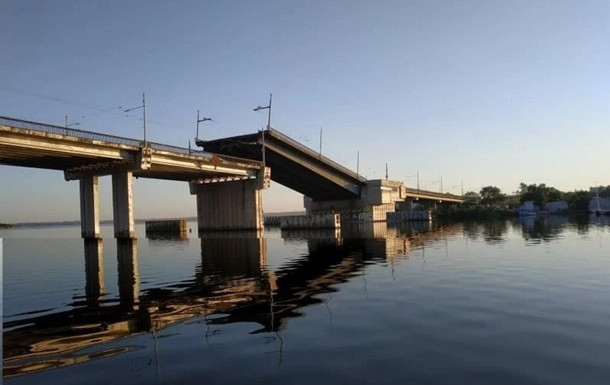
[403,187,464,201]
[0,116,207,157]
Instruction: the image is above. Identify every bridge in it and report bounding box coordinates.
[202,128,464,220]
[0,116,269,236]
[1,116,463,236]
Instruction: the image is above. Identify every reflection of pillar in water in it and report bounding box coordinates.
[84,238,105,306]
[200,231,266,276]
[117,239,140,308]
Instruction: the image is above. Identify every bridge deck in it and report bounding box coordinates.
[0,117,262,182]
[202,128,367,201]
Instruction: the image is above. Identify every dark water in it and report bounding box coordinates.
[2,216,610,384]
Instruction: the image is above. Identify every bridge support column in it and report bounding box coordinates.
[193,179,263,231]
[190,168,270,232]
[112,172,135,239]
[79,176,101,239]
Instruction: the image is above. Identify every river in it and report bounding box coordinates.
[2,215,610,384]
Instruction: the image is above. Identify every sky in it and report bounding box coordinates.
[1,0,609,222]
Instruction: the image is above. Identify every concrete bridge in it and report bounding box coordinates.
[1,116,463,236]
[0,116,269,236]
[202,128,464,222]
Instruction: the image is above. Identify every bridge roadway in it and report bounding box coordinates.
[0,116,262,182]
[200,128,464,204]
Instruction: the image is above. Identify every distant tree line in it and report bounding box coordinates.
[461,183,610,210]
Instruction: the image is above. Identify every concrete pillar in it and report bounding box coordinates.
[117,239,139,309]
[84,238,105,307]
[193,179,264,231]
[112,172,135,239]
[79,176,100,239]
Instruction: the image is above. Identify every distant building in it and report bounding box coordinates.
[544,201,568,213]
[517,201,536,216]
[589,197,610,213]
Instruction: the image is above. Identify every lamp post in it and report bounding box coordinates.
[196,110,212,143]
[405,171,420,192]
[64,115,80,135]
[123,93,147,146]
[253,93,272,167]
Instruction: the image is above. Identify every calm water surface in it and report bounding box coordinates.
[2,216,610,384]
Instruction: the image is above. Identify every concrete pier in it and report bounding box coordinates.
[190,168,269,232]
[145,219,187,237]
[79,176,101,239]
[112,172,135,239]
[280,213,340,229]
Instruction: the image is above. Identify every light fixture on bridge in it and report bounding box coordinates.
[64,115,80,129]
[195,110,213,147]
[405,171,420,192]
[123,93,147,146]
[253,93,272,168]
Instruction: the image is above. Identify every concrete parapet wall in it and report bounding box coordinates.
[280,214,340,229]
[387,210,432,223]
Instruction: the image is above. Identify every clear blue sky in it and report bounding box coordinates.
[1,0,609,222]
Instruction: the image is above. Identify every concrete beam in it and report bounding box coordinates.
[79,176,101,239]
[112,172,135,239]
[264,141,361,196]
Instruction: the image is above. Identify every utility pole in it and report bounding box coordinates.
[417,170,420,192]
[461,180,464,196]
[356,150,360,176]
[142,93,146,145]
[319,126,323,156]
[253,93,272,168]
[440,177,443,193]
[196,110,212,141]
[64,115,79,134]
[123,93,147,145]
[385,163,388,179]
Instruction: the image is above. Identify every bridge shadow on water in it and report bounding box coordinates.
[0,220,505,378]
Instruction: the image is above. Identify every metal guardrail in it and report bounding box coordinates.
[266,127,368,183]
[0,116,207,157]
[403,187,464,200]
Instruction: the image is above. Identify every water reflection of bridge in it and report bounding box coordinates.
[3,222,463,378]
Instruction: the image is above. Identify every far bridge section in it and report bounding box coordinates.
[201,128,464,224]
[0,116,269,236]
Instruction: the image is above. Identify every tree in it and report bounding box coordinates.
[479,186,506,207]
[565,190,590,210]
[463,191,482,207]
[518,183,563,206]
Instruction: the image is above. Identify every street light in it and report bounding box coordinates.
[405,171,420,192]
[195,110,212,146]
[64,115,80,135]
[123,93,147,145]
[253,93,272,167]
[429,178,443,193]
